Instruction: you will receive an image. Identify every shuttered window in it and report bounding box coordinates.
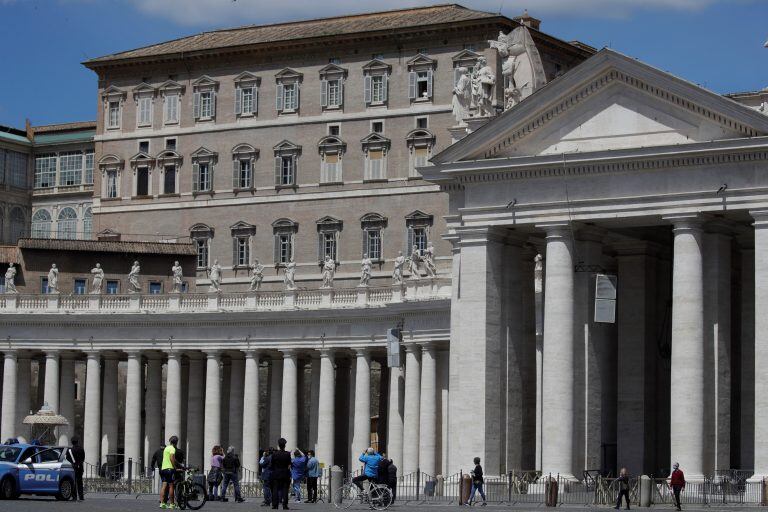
[107,101,121,128]
[274,233,293,264]
[164,94,179,124]
[366,150,385,180]
[363,229,382,260]
[138,96,152,126]
[233,236,250,267]
[233,159,252,189]
[321,153,341,183]
[193,162,213,192]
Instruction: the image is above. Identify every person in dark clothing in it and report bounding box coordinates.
[221,446,244,502]
[271,438,292,510]
[670,463,686,511]
[151,444,165,476]
[260,449,274,506]
[69,436,86,501]
[466,457,486,506]
[386,460,397,503]
[377,454,391,485]
[615,467,630,510]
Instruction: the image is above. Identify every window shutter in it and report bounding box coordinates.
[193,92,201,118]
[427,69,433,98]
[276,84,284,111]
[233,159,240,188]
[406,226,414,256]
[295,84,300,110]
[273,234,280,264]
[192,162,200,192]
[382,74,388,102]
[211,92,217,118]
[235,87,242,115]
[408,71,417,100]
[453,67,461,87]
[339,80,344,106]
[362,229,368,258]
[317,232,324,263]
[274,156,282,185]
[321,79,328,108]
[208,162,214,191]
[252,86,258,113]
[289,156,296,184]
[364,75,372,104]
[232,237,239,266]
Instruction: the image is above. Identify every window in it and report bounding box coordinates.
[192,76,218,121]
[136,167,150,196]
[163,165,177,194]
[328,124,340,136]
[329,57,342,64]
[200,91,214,118]
[316,217,342,263]
[106,170,118,198]
[405,210,434,256]
[102,86,125,130]
[7,151,28,188]
[74,279,86,295]
[416,117,428,129]
[272,219,298,265]
[35,154,57,188]
[149,282,162,294]
[56,207,78,240]
[368,151,384,179]
[32,209,51,238]
[361,213,387,261]
[407,54,436,101]
[276,69,303,114]
[231,222,256,268]
[235,160,251,189]
[106,280,119,294]
[165,138,177,151]
[59,152,83,186]
[231,144,258,190]
[10,208,26,243]
[84,151,94,185]
[107,101,121,129]
[279,157,294,185]
[164,93,179,124]
[195,239,209,268]
[138,140,150,154]
[371,121,384,134]
[318,136,346,184]
[235,77,260,118]
[41,278,49,294]
[156,150,182,195]
[191,224,214,269]
[137,96,153,127]
[325,79,342,108]
[283,83,298,111]
[191,147,217,193]
[319,64,347,110]
[273,141,301,187]
[406,129,436,178]
[241,87,255,114]
[362,56,391,105]
[361,133,390,181]
[370,76,385,103]
[83,208,93,240]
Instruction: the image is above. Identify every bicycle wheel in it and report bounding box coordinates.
[184,482,207,510]
[369,486,392,511]
[333,484,360,509]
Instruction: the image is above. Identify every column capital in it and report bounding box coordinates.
[280,348,298,358]
[536,221,577,240]
[404,344,421,354]
[83,350,101,359]
[2,350,18,360]
[44,350,60,358]
[165,350,182,360]
[124,349,142,358]
[204,349,221,359]
[751,209,768,228]
[241,348,261,359]
[353,348,370,358]
[662,213,705,231]
[420,341,437,354]
[318,348,335,360]
[454,226,513,247]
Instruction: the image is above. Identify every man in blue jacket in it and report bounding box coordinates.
[353,448,382,491]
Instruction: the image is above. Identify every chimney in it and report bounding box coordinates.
[25,118,33,141]
[513,10,541,31]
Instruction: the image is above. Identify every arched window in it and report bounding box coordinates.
[57,207,78,240]
[83,208,93,240]
[31,209,51,239]
[190,223,214,269]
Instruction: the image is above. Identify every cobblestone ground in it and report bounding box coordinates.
[0,494,760,512]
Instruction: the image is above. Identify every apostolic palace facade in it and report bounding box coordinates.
[1,3,767,485]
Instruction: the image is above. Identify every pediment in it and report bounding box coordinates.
[273,140,301,153]
[407,54,436,69]
[230,221,256,233]
[433,49,768,164]
[275,68,303,81]
[101,85,126,99]
[158,80,185,93]
[362,59,391,73]
[129,151,155,167]
[319,63,348,78]
[192,75,219,88]
[451,49,481,64]
[360,133,391,144]
[234,71,260,84]
[132,83,157,97]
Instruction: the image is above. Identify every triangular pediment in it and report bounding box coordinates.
[433,49,768,164]
[275,68,303,81]
[362,59,391,73]
[407,54,436,69]
[451,49,481,64]
[319,63,348,78]
[132,82,157,97]
[192,75,219,88]
[234,71,260,84]
[158,80,184,93]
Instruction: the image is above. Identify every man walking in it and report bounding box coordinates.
[670,463,686,511]
[221,446,245,503]
[69,436,85,501]
[615,467,630,510]
[271,438,292,510]
[160,435,179,509]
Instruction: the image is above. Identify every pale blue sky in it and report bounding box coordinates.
[0,0,765,127]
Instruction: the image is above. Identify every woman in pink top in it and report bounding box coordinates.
[207,445,224,501]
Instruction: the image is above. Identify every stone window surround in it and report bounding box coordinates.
[97,154,125,200]
[316,216,343,264]
[272,218,298,266]
[405,209,433,256]
[234,72,261,118]
[407,54,437,103]
[405,128,436,179]
[159,80,185,126]
[128,151,156,198]
[230,221,256,269]
[132,83,157,129]
[319,63,348,111]
[275,68,303,114]
[190,223,214,270]
[361,132,391,182]
[190,147,218,195]
[101,86,126,131]
[156,150,183,196]
[192,75,220,122]
[363,59,391,107]
[317,135,346,185]
[231,143,259,191]
[273,140,301,188]
[360,212,388,262]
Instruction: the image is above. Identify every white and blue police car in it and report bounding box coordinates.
[0,443,76,500]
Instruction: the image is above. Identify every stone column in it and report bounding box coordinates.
[387,364,405,471]
[317,349,336,467]
[268,357,283,443]
[438,350,450,476]
[101,356,119,465]
[1,351,17,441]
[144,355,163,471]
[419,343,437,477]
[15,357,31,442]
[186,354,205,468]
[403,345,421,475]
[667,214,705,481]
[751,211,768,480]
[242,350,260,472]
[740,236,755,471]
[228,355,245,451]
[165,352,183,441]
[58,354,76,446]
[204,351,221,470]
[83,351,101,468]
[540,223,576,480]
[351,349,371,460]
[280,350,298,447]
[309,355,321,452]
[43,351,60,413]
[124,351,143,469]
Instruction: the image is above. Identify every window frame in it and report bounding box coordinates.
[231,144,259,191]
[234,72,260,118]
[192,76,219,122]
[407,54,437,103]
[362,59,391,107]
[190,224,214,270]
[273,141,301,188]
[361,133,391,182]
[31,209,52,239]
[405,129,436,179]
[405,210,434,256]
[318,136,346,185]
[319,63,347,111]
[275,68,303,115]
[230,221,256,269]
[191,147,218,194]
[272,219,298,267]
[360,213,387,263]
[316,216,343,264]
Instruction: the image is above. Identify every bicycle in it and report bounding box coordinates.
[333,480,392,510]
[175,467,207,510]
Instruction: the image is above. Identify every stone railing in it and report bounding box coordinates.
[0,278,451,314]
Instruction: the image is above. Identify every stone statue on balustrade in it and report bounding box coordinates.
[47,264,59,294]
[208,260,222,293]
[423,242,437,278]
[249,260,264,292]
[360,254,372,286]
[471,56,496,118]
[171,261,183,293]
[128,261,141,293]
[408,246,423,280]
[284,260,297,290]
[392,251,405,285]
[321,256,336,288]
[90,263,104,294]
[489,26,547,110]
[4,263,17,294]
[452,66,472,125]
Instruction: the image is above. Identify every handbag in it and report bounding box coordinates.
[208,467,222,484]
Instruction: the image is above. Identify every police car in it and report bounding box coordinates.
[0,443,76,500]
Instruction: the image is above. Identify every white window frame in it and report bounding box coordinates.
[107,101,121,129]
[231,144,258,190]
[406,129,436,178]
[272,219,298,266]
[273,141,301,188]
[318,136,345,185]
[34,154,57,189]
[192,76,219,122]
[234,73,260,118]
[191,148,217,194]
[137,95,153,128]
[58,151,83,187]
[164,92,180,124]
[407,54,436,102]
[275,69,303,114]
[361,133,391,182]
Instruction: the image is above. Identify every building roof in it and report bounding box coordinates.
[0,125,30,146]
[84,4,503,67]
[18,238,197,256]
[32,121,97,134]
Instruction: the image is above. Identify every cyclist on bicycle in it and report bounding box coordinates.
[353,448,382,491]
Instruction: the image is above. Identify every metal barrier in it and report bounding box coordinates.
[83,458,154,495]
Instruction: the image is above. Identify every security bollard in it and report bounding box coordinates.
[330,465,343,505]
[460,473,471,505]
[640,475,652,507]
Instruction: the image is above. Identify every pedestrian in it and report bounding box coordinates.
[291,448,307,503]
[221,446,245,503]
[271,438,292,510]
[466,456,486,506]
[670,462,686,511]
[386,459,398,503]
[207,445,224,501]
[69,436,85,501]
[260,449,274,506]
[305,450,320,503]
[159,435,179,509]
[151,444,166,474]
[615,467,630,510]
[377,453,391,485]
[352,448,382,491]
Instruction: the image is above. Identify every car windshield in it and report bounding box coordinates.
[0,446,21,462]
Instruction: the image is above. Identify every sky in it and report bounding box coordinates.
[0,0,766,128]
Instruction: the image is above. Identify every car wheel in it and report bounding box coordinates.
[56,479,74,501]
[0,477,16,499]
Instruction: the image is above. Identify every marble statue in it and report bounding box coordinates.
[249,260,264,292]
[408,245,423,280]
[392,251,405,285]
[4,263,17,294]
[452,66,472,125]
[360,254,372,286]
[90,263,104,294]
[423,242,437,278]
[284,260,297,290]
[471,56,496,118]
[534,253,544,294]
[171,261,183,293]
[489,27,547,109]
[209,260,222,292]
[47,264,59,294]
[128,261,141,293]
[321,256,335,288]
